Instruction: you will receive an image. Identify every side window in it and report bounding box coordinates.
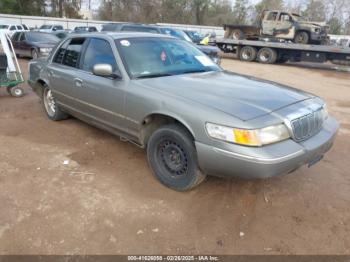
[17,25,23,30]
[10,25,16,31]
[53,39,70,64]
[22,24,28,30]
[81,38,117,73]
[62,38,86,68]
[279,13,291,22]
[266,12,278,21]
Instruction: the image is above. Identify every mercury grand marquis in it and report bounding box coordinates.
[28,33,339,191]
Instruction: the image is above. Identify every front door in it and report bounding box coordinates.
[262,11,279,35]
[274,13,295,39]
[74,37,127,132]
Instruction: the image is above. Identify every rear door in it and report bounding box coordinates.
[47,37,87,110]
[75,37,127,131]
[11,32,21,54]
[18,32,32,57]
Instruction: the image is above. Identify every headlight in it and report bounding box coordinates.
[314,28,320,33]
[39,48,52,53]
[205,123,290,147]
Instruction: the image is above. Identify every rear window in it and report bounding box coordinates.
[16,25,23,30]
[0,25,9,29]
[40,25,52,29]
[101,24,119,32]
[22,24,28,30]
[62,38,86,68]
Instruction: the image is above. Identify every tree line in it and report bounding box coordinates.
[0,0,349,34]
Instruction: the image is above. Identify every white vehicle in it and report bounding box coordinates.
[38,24,64,33]
[0,23,29,37]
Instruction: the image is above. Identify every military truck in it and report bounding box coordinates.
[224,10,329,45]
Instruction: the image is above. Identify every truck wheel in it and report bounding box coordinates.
[239,46,257,62]
[42,85,69,121]
[257,48,278,64]
[147,124,206,191]
[294,31,309,44]
[232,29,245,40]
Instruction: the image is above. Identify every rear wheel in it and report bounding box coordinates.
[239,46,257,62]
[147,124,206,191]
[42,85,69,121]
[257,48,278,64]
[294,31,310,44]
[232,29,245,40]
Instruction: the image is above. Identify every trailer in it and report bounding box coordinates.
[215,38,350,65]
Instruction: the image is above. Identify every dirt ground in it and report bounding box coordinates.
[0,58,349,255]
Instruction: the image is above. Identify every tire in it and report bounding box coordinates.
[7,86,24,97]
[31,49,38,59]
[257,47,278,64]
[147,124,206,191]
[232,29,245,40]
[239,46,257,62]
[294,31,310,44]
[42,85,69,121]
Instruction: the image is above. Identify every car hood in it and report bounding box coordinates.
[136,71,314,121]
[299,21,328,28]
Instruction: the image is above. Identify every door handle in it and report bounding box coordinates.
[74,78,83,88]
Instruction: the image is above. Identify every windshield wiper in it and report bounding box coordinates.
[135,73,173,79]
[181,69,208,75]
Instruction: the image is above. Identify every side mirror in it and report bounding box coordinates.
[93,64,121,79]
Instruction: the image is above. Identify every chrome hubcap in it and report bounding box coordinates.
[44,89,56,116]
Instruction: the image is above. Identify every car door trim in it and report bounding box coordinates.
[53,89,139,124]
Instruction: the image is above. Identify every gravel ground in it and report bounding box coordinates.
[0,58,349,255]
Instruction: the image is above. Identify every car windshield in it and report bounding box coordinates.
[27,33,60,42]
[40,25,52,29]
[161,28,192,42]
[116,37,220,79]
[0,25,9,29]
[187,31,203,41]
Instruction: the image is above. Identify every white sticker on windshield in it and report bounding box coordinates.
[195,56,215,67]
[120,40,130,47]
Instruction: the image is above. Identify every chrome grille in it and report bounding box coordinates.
[291,109,324,141]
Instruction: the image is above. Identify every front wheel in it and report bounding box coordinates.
[147,124,206,191]
[42,85,69,121]
[294,31,310,44]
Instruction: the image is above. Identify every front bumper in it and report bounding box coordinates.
[196,117,339,179]
[310,32,328,41]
